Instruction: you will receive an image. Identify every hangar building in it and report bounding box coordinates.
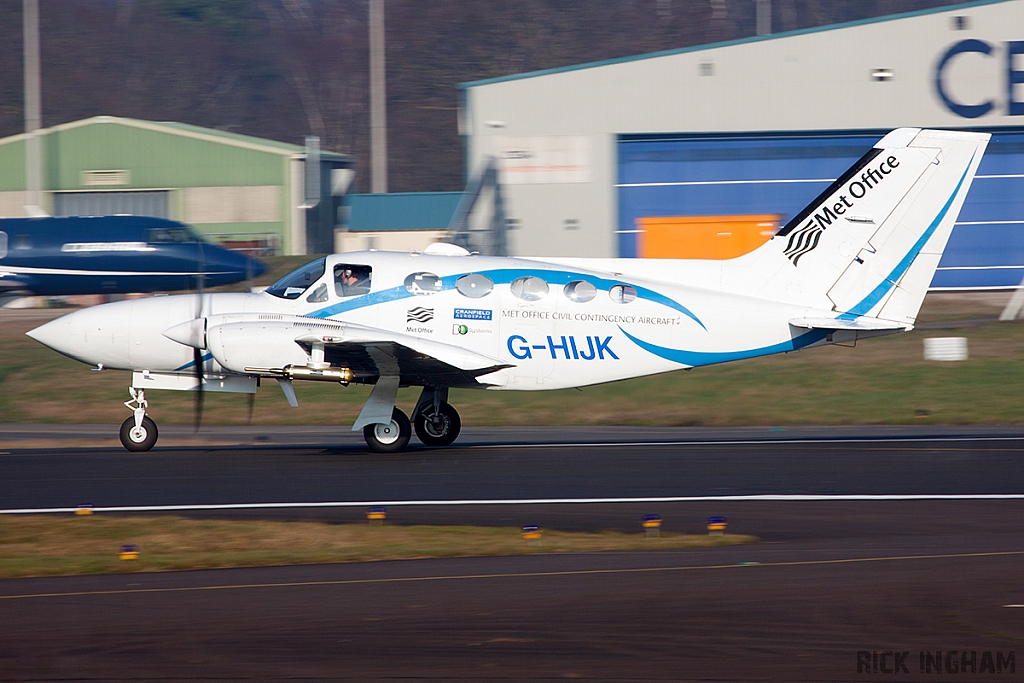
[459,0,1024,289]
[0,116,351,255]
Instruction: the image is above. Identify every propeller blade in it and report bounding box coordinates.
[246,392,255,425]
[193,239,206,432]
[193,346,204,432]
[195,240,205,316]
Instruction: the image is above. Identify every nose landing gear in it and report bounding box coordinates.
[120,387,159,452]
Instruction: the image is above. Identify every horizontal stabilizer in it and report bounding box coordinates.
[789,316,910,332]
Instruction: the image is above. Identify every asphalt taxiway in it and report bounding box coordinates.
[2,427,1024,680]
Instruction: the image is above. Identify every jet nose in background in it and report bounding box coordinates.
[203,246,267,287]
[247,255,268,279]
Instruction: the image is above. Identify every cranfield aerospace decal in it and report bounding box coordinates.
[453,308,492,321]
[784,153,901,266]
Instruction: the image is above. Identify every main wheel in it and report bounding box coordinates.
[119,415,158,452]
[363,408,411,453]
[414,402,461,448]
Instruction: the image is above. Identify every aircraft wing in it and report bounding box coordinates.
[788,316,911,332]
[0,271,34,305]
[290,322,513,388]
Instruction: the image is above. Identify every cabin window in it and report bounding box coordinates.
[335,264,372,297]
[146,227,197,243]
[510,276,548,301]
[563,280,596,303]
[609,284,637,304]
[455,273,493,298]
[0,232,6,259]
[306,282,329,303]
[12,234,31,250]
[404,272,442,295]
[266,257,326,300]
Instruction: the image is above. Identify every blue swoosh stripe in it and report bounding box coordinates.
[307,286,417,318]
[309,267,706,330]
[174,351,213,372]
[619,326,829,368]
[837,153,974,321]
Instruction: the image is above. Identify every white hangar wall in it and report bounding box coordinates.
[460,0,1024,289]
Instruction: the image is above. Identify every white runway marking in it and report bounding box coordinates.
[467,436,1024,449]
[5,550,1024,601]
[5,493,1024,515]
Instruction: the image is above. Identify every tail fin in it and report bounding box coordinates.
[763,128,989,325]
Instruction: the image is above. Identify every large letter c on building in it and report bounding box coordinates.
[936,39,995,118]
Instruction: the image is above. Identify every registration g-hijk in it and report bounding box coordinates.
[27,129,990,453]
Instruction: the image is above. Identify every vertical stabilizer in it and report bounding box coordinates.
[760,128,989,325]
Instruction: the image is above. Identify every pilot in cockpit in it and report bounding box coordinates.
[336,265,371,297]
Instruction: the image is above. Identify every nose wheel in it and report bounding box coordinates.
[414,402,461,448]
[120,387,159,452]
[120,415,158,452]
[363,407,412,453]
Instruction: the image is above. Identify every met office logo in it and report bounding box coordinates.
[784,153,901,266]
[856,650,1015,674]
[406,307,433,323]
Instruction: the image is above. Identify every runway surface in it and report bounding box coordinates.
[5,426,1024,511]
[2,427,1024,680]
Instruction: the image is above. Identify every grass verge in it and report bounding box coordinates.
[0,515,756,579]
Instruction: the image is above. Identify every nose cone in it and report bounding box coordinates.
[27,301,134,369]
[26,315,72,356]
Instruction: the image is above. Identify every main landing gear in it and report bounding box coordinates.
[413,401,461,448]
[362,407,411,453]
[120,387,159,452]
[361,387,461,453]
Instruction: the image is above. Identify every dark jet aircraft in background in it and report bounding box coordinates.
[0,215,266,306]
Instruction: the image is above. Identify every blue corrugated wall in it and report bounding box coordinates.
[346,192,463,232]
[617,129,1024,289]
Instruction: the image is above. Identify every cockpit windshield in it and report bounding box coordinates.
[266,258,327,300]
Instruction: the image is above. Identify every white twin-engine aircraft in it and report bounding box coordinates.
[27,128,989,453]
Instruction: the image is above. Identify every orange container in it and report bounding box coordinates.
[637,214,781,260]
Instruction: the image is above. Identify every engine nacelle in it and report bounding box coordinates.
[206,321,313,374]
